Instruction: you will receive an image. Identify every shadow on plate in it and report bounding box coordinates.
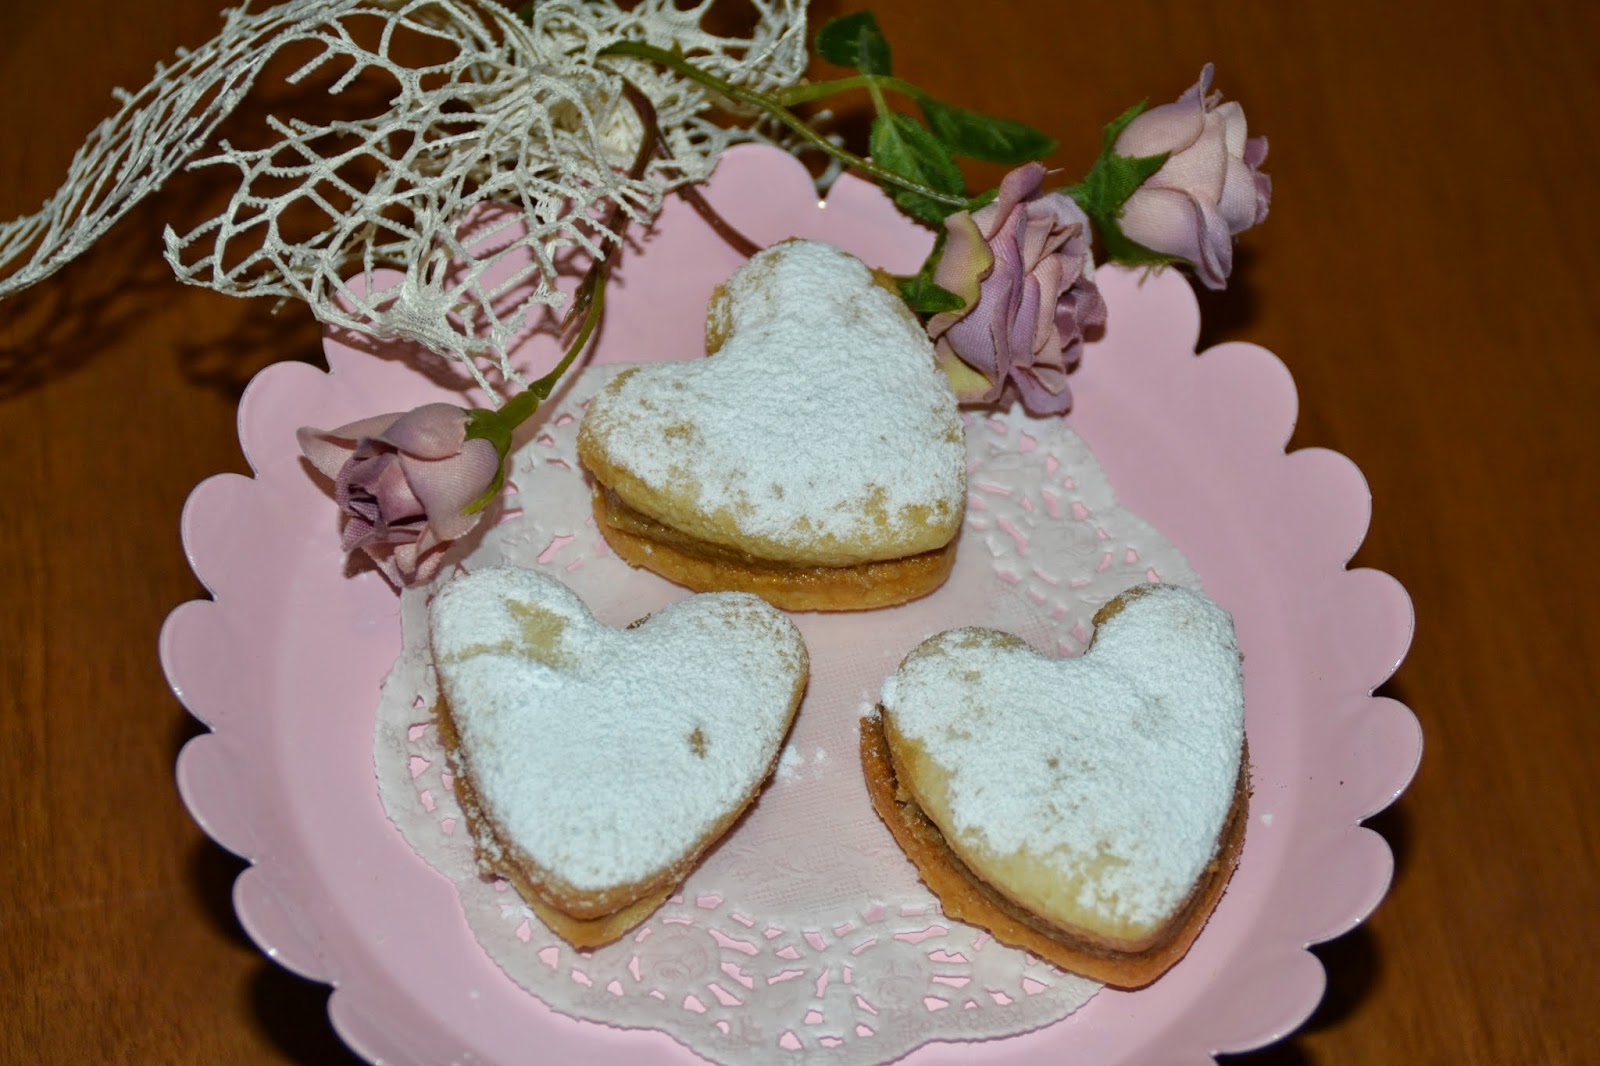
[251,961,367,1065]
[1194,244,1264,354]
[1218,922,1381,1066]
[1220,788,1415,1065]
[185,836,363,1064]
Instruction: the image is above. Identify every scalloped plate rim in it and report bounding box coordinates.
[162,142,1421,1066]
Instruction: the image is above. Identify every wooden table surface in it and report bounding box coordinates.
[2,0,1595,1063]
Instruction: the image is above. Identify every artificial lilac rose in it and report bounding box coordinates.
[297,403,502,587]
[1114,63,1271,289]
[927,162,1107,415]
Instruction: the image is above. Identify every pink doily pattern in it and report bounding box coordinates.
[372,364,1202,1064]
[163,144,1420,1065]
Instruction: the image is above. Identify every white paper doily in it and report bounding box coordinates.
[373,364,1201,1065]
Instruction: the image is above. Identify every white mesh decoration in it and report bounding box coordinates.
[0,0,807,398]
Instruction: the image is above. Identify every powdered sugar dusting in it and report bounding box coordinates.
[374,362,1191,1058]
[582,240,965,558]
[430,567,804,891]
[775,742,804,782]
[880,585,1244,927]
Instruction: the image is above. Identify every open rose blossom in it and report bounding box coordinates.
[1114,64,1271,289]
[927,162,1107,415]
[297,403,502,587]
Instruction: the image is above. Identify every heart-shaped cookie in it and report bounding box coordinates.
[430,566,807,947]
[864,583,1247,987]
[577,239,966,611]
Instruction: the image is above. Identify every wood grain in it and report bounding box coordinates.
[2,0,1595,1062]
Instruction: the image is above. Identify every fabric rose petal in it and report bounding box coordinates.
[298,403,503,587]
[1113,63,1271,289]
[927,162,1107,415]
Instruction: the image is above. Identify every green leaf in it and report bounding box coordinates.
[1069,100,1170,234]
[1100,99,1149,150]
[461,463,507,516]
[1061,98,1191,268]
[815,11,892,76]
[919,97,1056,164]
[964,187,999,212]
[462,407,513,457]
[897,273,966,314]
[869,112,965,225]
[1074,147,1167,219]
[459,409,512,516]
[1092,220,1183,269]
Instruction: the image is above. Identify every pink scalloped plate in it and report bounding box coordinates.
[162,144,1420,1065]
